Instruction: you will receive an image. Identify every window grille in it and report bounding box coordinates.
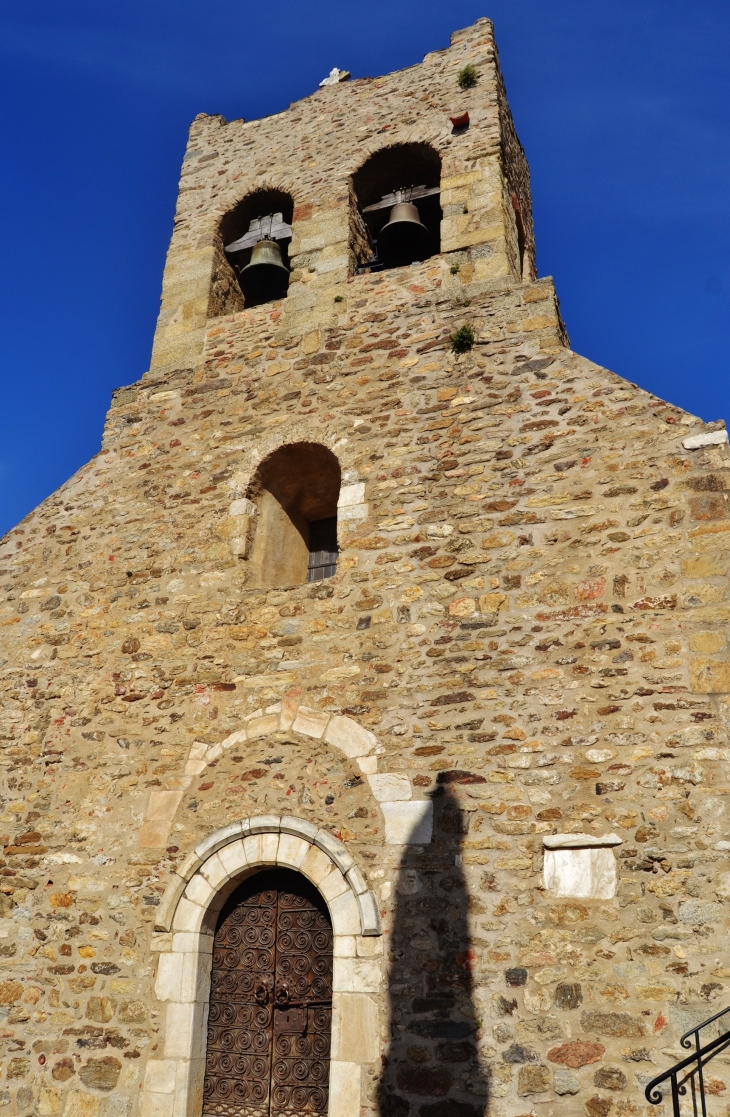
[307,516,338,582]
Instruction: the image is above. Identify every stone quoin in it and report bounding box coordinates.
[0,15,728,1117]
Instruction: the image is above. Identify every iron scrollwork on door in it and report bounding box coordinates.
[202,869,333,1117]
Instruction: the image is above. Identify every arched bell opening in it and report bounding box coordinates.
[202,867,333,1117]
[220,189,294,308]
[352,143,441,273]
[247,442,341,589]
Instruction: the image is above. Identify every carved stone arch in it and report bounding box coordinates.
[142,814,382,1117]
[155,813,381,938]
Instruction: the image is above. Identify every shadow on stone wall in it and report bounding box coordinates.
[377,778,489,1117]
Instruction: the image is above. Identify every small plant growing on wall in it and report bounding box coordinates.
[458,64,478,89]
[451,323,475,355]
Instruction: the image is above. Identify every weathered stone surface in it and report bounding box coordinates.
[593,1067,627,1090]
[580,1012,645,1038]
[553,1068,580,1095]
[517,1064,550,1095]
[554,982,583,1010]
[548,1041,605,1068]
[78,1057,122,1091]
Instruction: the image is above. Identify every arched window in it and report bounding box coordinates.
[352,143,441,273]
[220,189,294,308]
[247,443,340,588]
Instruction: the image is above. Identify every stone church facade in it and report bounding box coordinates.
[0,16,729,1117]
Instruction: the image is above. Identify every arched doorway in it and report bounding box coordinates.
[202,868,333,1117]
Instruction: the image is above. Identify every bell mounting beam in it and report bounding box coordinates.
[362,185,440,214]
[225,212,293,254]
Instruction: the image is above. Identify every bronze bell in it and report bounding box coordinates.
[378,201,430,267]
[238,238,290,304]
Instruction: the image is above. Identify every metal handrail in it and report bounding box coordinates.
[645,1005,730,1117]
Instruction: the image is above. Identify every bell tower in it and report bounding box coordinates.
[148,17,536,378]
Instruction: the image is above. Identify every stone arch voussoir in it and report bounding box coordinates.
[155,812,381,938]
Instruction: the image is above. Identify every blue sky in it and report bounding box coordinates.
[0,0,728,537]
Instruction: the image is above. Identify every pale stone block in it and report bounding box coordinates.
[324,715,377,758]
[177,850,204,881]
[240,834,261,868]
[144,1059,177,1094]
[279,814,319,841]
[206,743,222,763]
[683,430,728,449]
[184,874,215,910]
[367,773,411,802]
[319,868,349,903]
[172,896,204,934]
[248,814,282,834]
[246,714,279,740]
[314,828,353,872]
[301,843,336,886]
[338,503,368,523]
[221,728,247,750]
[155,953,183,1002]
[277,833,310,869]
[188,952,210,1003]
[175,1058,203,1117]
[260,831,280,864]
[218,839,248,879]
[147,790,184,822]
[338,482,365,507]
[200,851,228,890]
[381,801,433,845]
[331,993,379,1063]
[163,1001,201,1059]
[332,957,382,993]
[329,890,361,936]
[171,931,201,955]
[543,847,617,900]
[184,757,207,776]
[292,706,331,738]
[346,865,367,896]
[141,1085,179,1114]
[279,697,299,732]
[229,498,256,517]
[356,756,377,774]
[357,891,381,937]
[155,877,186,932]
[356,936,383,957]
[333,935,357,957]
[328,1061,361,1117]
[194,822,245,862]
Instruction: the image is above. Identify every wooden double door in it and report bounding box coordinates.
[202,868,333,1117]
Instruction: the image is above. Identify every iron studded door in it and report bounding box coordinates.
[202,868,333,1117]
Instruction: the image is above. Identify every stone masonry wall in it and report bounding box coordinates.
[0,16,729,1117]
